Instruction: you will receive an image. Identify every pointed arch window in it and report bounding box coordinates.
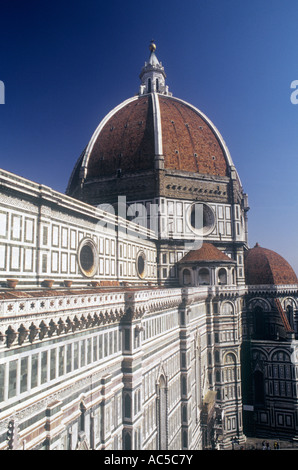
[194,338,202,416]
[157,375,167,450]
[80,401,86,432]
[286,305,294,329]
[123,430,131,450]
[253,306,266,339]
[124,393,132,419]
[253,370,265,405]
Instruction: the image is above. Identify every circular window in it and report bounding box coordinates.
[187,203,216,236]
[78,239,98,278]
[136,251,146,279]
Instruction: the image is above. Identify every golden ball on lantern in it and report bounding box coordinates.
[149,42,156,52]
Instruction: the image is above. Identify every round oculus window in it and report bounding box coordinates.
[187,203,216,236]
[78,238,98,278]
[136,251,146,279]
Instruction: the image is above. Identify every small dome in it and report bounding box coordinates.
[245,243,298,286]
[180,242,234,263]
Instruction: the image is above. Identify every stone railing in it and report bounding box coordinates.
[246,284,298,295]
[181,284,246,304]
[0,287,184,349]
[0,288,125,318]
[0,288,127,349]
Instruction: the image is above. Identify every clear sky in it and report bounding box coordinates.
[1,0,298,273]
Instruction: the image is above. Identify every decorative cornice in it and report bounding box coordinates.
[0,287,183,349]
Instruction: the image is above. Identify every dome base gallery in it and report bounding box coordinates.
[0,42,297,451]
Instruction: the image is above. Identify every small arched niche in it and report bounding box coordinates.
[198,267,210,285]
[183,268,192,286]
[217,268,227,285]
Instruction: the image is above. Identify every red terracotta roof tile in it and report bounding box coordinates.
[159,97,228,176]
[180,242,233,263]
[87,95,155,178]
[68,94,229,192]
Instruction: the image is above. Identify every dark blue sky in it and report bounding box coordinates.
[1,0,298,272]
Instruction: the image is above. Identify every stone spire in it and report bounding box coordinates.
[139,41,171,95]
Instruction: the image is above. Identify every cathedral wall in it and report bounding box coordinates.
[0,283,219,450]
[127,196,245,244]
[0,169,157,289]
[242,340,298,439]
[125,195,246,286]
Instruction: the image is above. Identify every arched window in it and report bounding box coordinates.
[224,353,237,382]
[156,78,159,92]
[215,350,220,363]
[222,302,234,315]
[183,430,188,448]
[194,340,202,418]
[253,370,265,405]
[183,269,191,286]
[286,305,294,329]
[218,268,227,285]
[123,430,131,450]
[253,306,266,339]
[182,404,187,422]
[148,78,152,93]
[124,394,132,419]
[157,375,167,449]
[198,268,210,285]
[80,401,86,432]
[182,376,187,395]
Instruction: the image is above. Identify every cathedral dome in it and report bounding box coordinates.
[66,43,236,199]
[244,243,298,286]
